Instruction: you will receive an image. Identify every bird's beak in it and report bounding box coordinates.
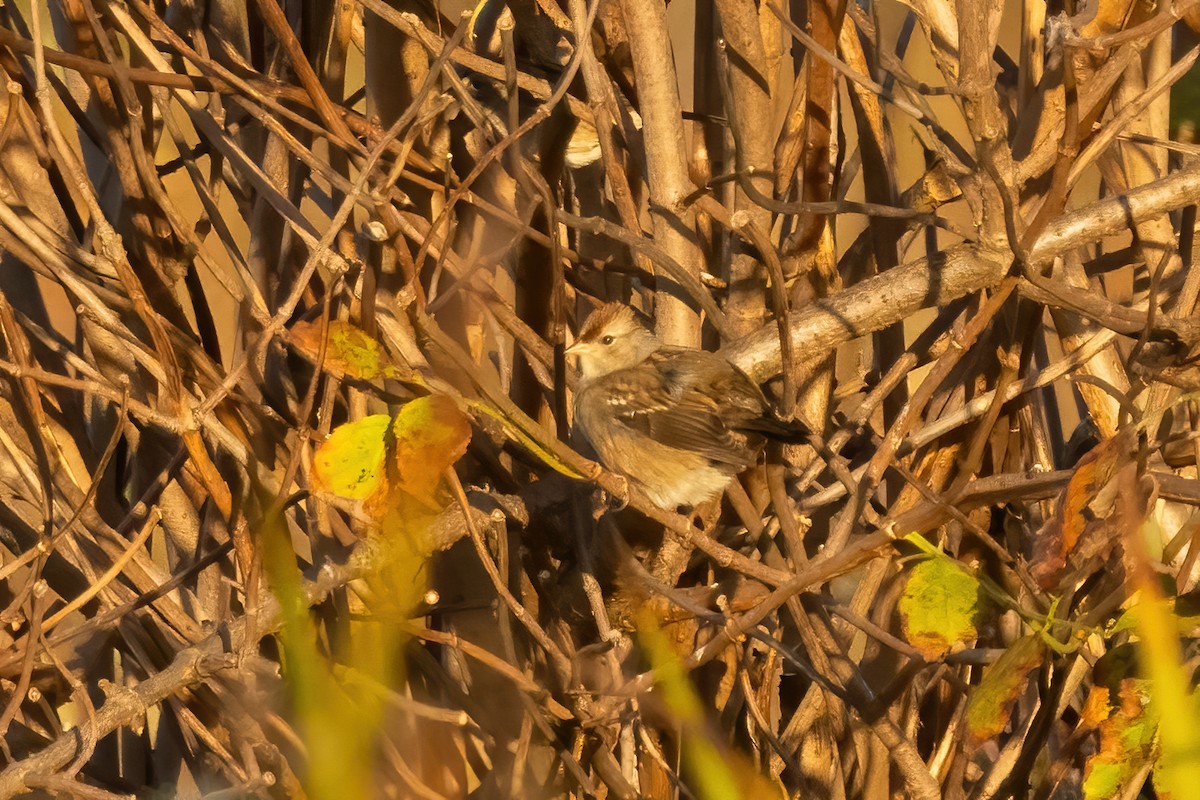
[565,341,589,357]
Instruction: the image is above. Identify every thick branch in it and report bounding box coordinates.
[711,0,774,336]
[724,163,1200,380]
[616,0,703,345]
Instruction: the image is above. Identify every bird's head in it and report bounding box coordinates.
[566,303,660,380]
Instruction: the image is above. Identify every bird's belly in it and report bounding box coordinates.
[633,461,731,509]
[580,418,733,508]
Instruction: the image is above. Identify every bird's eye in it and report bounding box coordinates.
[601,335,615,345]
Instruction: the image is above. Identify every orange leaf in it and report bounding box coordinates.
[388,395,472,503]
[362,395,472,519]
[363,396,473,558]
[1083,678,1156,800]
[1079,685,1112,731]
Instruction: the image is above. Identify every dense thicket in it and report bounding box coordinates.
[1,0,1200,797]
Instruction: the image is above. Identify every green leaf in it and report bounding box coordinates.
[1083,761,1123,800]
[1128,589,1200,800]
[259,488,390,800]
[898,557,980,659]
[966,634,1046,741]
[1108,596,1200,638]
[638,611,774,800]
[312,415,390,500]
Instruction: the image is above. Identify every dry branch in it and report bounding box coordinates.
[1,0,1199,797]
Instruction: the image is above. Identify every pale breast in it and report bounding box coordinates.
[574,389,735,509]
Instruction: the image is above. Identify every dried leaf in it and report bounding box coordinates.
[291,319,399,382]
[898,557,980,660]
[1031,431,1138,591]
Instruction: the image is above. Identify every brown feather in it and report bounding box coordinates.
[577,303,643,343]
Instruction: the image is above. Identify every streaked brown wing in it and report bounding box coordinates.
[599,357,761,468]
[646,397,761,467]
[651,348,768,416]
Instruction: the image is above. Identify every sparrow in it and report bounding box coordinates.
[566,303,805,511]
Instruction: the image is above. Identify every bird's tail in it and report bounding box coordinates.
[737,415,811,444]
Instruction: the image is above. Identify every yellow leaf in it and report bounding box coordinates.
[312,415,390,500]
[899,558,980,660]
